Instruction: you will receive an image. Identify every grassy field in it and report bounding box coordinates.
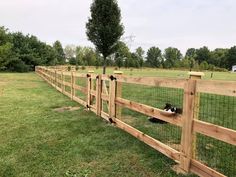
[1,68,235,177]
[63,67,235,176]
[0,72,197,177]
[74,66,236,81]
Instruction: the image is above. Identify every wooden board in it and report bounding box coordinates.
[115,97,182,126]
[115,75,186,89]
[193,120,236,146]
[190,159,226,177]
[197,80,236,97]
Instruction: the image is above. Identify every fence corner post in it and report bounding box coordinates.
[178,72,204,174]
[114,71,123,119]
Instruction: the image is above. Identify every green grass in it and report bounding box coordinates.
[75,66,236,81]
[0,73,197,177]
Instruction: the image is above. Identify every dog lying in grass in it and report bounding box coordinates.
[148,103,182,124]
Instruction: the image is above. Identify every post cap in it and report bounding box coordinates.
[188,71,205,77]
[88,70,94,73]
[114,71,123,75]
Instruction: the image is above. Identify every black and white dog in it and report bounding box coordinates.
[148,103,182,124]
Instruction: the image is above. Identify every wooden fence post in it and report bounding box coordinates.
[55,70,57,88]
[178,72,204,173]
[114,71,123,119]
[87,72,92,110]
[71,71,74,100]
[88,70,95,104]
[61,71,65,94]
[109,75,116,121]
[96,74,102,116]
[189,72,204,159]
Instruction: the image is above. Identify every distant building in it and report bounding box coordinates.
[232,65,236,72]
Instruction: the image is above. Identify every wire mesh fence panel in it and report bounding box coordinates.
[120,82,184,151]
[74,76,87,101]
[194,91,236,176]
[76,76,87,88]
[65,85,71,95]
[64,74,71,83]
[55,73,62,88]
[122,83,183,110]
[120,108,182,151]
[196,133,236,177]
[197,92,236,130]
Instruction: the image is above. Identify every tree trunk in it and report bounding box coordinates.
[103,56,107,74]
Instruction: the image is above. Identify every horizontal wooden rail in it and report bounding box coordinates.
[193,120,236,146]
[116,97,182,126]
[101,93,109,101]
[197,80,236,97]
[100,112,180,162]
[190,159,226,177]
[115,75,186,89]
[36,67,236,177]
[74,85,87,93]
[73,96,87,107]
[63,81,71,87]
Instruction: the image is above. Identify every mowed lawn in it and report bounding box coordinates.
[75,67,236,81]
[0,73,197,177]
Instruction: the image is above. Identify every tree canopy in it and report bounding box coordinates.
[86,0,124,73]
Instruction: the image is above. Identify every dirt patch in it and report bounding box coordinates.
[53,106,80,112]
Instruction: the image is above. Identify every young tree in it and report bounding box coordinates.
[53,40,65,64]
[146,47,162,67]
[86,0,124,74]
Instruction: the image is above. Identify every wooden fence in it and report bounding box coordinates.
[35,66,236,177]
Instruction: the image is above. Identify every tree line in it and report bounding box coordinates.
[64,42,235,72]
[0,26,65,72]
[1,25,235,72]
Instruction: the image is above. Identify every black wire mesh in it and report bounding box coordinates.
[195,92,236,176]
[197,93,236,130]
[196,134,236,176]
[120,82,184,150]
[74,76,87,101]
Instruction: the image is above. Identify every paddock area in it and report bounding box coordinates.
[36,66,236,177]
[0,73,195,177]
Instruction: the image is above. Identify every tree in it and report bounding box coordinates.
[64,45,76,61]
[185,48,196,58]
[146,47,162,67]
[209,48,228,68]
[195,46,211,64]
[86,0,124,74]
[226,46,236,70]
[163,47,182,68]
[199,61,209,70]
[114,41,131,68]
[53,40,65,64]
[135,47,145,67]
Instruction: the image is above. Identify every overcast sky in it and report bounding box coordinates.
[1,0,236,54]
